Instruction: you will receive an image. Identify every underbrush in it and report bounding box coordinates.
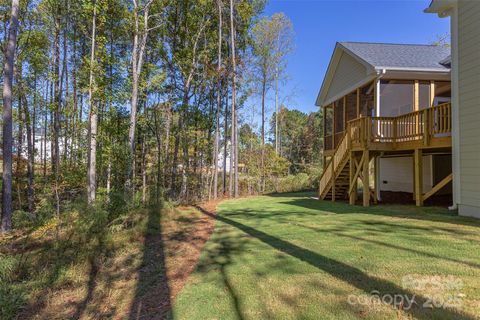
[0,192,159,320]
[239,167,322,195]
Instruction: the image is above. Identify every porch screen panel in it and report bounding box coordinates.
[434,81,451,105]
[345,92,357,121]
[380,80,414,116]
[359,82,375,117]
[334,99,344,133]
[324,106,334,151]
[325,107,333,136]
[419,81,431,109]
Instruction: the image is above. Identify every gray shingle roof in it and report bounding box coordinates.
[340,42,451,71]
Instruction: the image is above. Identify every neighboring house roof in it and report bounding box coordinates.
[424,0,457,17]
[340,42,451,72]
[316,42,451,107]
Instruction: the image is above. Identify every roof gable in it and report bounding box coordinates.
[316,42,451,107]
[316,43,375,106]
[340,42,451,72]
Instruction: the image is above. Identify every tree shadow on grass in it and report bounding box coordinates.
[128,204,171,320]
[276,193,480,228]
[197,206,476,320]
[292,221,480,270]
[192,205,251,320]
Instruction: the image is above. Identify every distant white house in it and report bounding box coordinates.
[217,141,232,173]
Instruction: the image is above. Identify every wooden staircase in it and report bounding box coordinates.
[319,103,453,207]
[319,131,351,200]
[322,161,350,200]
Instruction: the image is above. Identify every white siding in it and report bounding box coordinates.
[458,1,480,216]
[324,52,367,103]
[379,156,432,193]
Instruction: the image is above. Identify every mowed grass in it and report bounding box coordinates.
[173,192,480,320]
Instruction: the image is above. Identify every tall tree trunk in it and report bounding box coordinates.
[62,10,69,162]
[87,0,97,204]
[43,80,48,178]
[213,0,222,200]
[128,0,150,196]
[1,0,19,233]
[261,77,266,192]
[275,71,279,154]
[32,74,36,178]
[223,88,228,195]
[53,14,61,215]
[16,93,23,210]
[229,0,238,198]
[23,92,35,213]
[141,134,147,205]
[71,27,78,165]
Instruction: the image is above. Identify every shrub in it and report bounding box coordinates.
[272,173,312,193]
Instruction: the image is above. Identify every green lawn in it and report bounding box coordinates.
[172,192,480,320]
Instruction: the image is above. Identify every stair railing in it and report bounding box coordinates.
[319,129,351,197]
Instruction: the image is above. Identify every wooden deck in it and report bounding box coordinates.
[319,103,452,207]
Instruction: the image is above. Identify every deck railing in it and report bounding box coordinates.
[347,102,451,148]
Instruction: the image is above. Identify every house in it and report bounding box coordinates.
[316,42,453,207]
[425,0,480,218]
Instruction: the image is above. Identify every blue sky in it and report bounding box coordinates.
[257,0,450,116]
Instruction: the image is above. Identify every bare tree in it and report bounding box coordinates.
[213,0,223,199]
[87,0,97,204]
[127,0,155,195]
[1,0,20,233]
[229,0,238,197]
[251,13,293,189]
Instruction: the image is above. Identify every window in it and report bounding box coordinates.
[380,80,414,116]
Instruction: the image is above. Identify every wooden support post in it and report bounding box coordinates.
[414,80,420,137]
[349,152,357,205]
[373,155,379,203]
[424,108,431,146]
[414,80,419,111]
[343,96,347,131]
[392,117,397,149]
[331,162,336,202]
[414,149,423,206]
[362,149,370,207]
[430,81,435,107]
[356,88,360,118]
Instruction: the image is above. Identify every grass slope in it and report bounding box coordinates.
[174,192,480,320]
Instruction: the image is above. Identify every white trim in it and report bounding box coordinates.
[450,5,461,208]
[375,78,381,117]
[376,156,382,201]
[375,67,450,73]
